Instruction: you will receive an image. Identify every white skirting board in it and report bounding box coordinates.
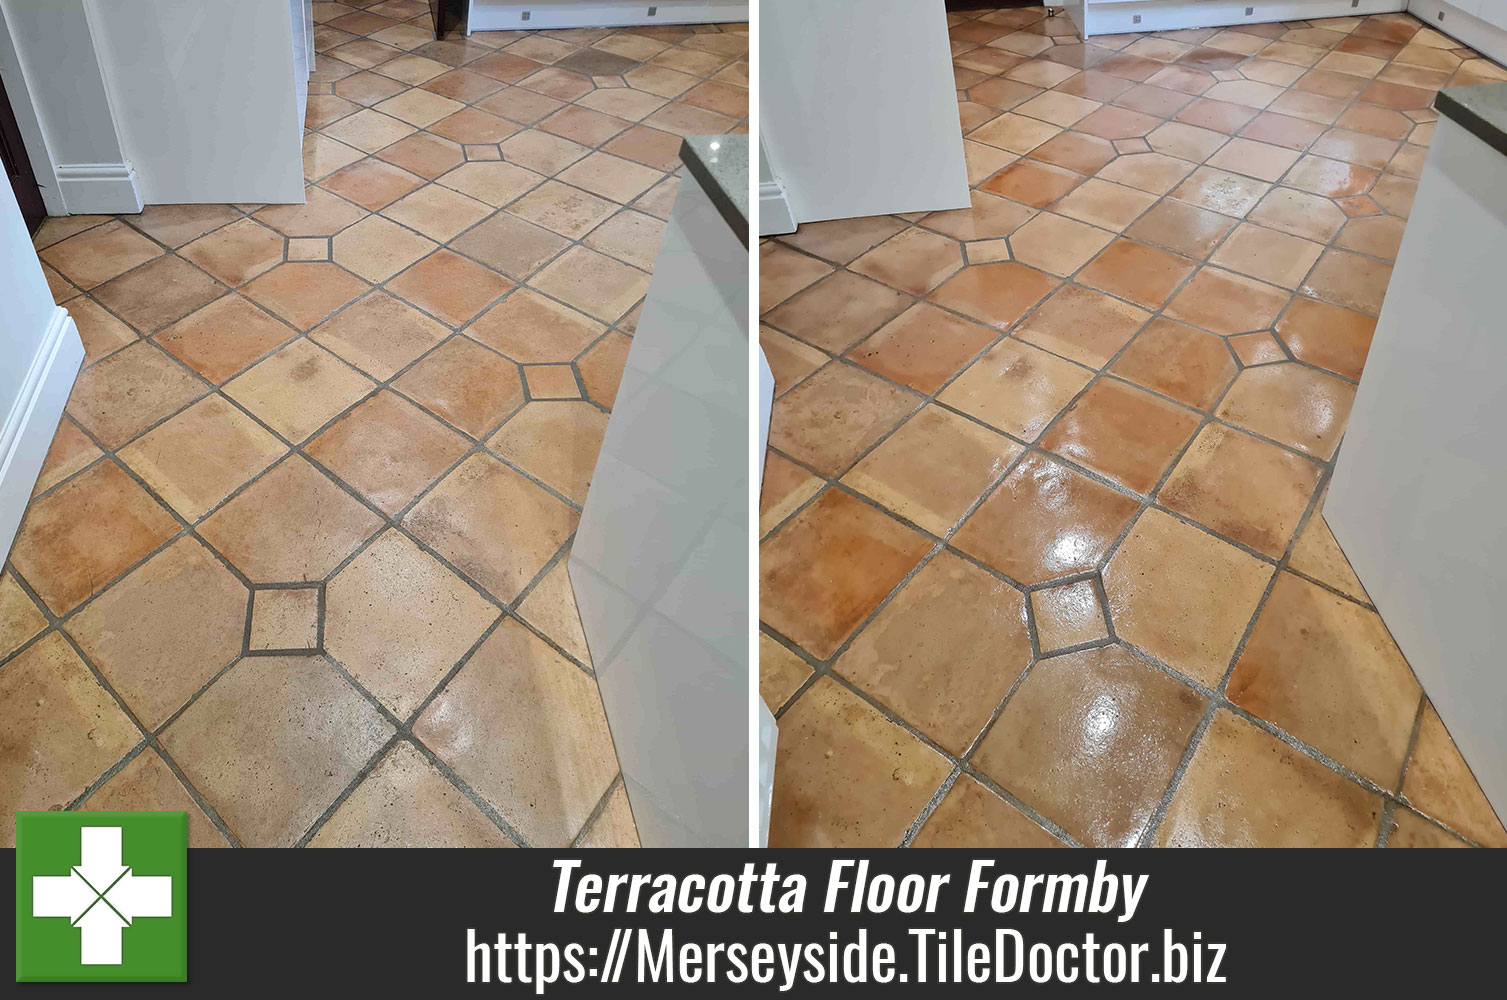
[1408,0,1507,66]
[0,306,85,562]
[55,162,142,215]
[1069,0,1406,36]
[758,180,796,236]
[467,1,748,32]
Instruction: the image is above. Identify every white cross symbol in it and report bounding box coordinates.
[32,827,173,965]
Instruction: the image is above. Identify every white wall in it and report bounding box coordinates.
[1326,116,1507,822]
[760,0,968,225]
[0,181,84,561]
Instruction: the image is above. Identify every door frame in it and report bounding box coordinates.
[0,6,62,217]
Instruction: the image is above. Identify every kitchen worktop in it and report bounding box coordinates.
[680,134,748,247]
[1435,81,1507,160]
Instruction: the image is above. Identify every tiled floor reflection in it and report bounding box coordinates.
[760,7,1504,848]
[2,5,747,848]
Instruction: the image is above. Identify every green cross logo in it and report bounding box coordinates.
[15,811,187,982]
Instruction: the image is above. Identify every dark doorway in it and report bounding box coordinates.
[429,0,465,39]
[1,71,44,234]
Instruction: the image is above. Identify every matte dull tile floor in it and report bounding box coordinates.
[761,6,1505,848]
[4,12,747,848]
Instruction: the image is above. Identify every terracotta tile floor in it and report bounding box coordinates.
[4,8,747,848]
[760,7,1506,849]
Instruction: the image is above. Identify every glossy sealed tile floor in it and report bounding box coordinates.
[760,7,1505,848]
[5,7,748,848]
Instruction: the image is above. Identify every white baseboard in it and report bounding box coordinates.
[758,180,796,236]
[1083,0,1406,36]
[0,307,85,562]
[468,2,748,32]
[55,162,142,215]
[1408,0,1507,66]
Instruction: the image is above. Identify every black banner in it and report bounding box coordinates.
[5,849,1499,993]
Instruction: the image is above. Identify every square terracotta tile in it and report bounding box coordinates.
[303,131,366,181]
[80,749,228,847]
[1031,579,1109,651]
[975,643,1206,846]
[394,336,525,437]
[837,551,1031,753]
[507,179,619,238]
[1008,212,1115,276]
[29,418,100,499]
[514,559,592,667]
[1042,379,1201,495]
[129,204,240,250]
[241,261,371,330]
[1146,121,1230,162]
[1157,710,1381,846]
[0,571,46,658]
[254,191,365,244]
[249,586,320,652]
[1207,221,1324,289]
[1054,178,1159,232]
[1076,238,1198,309]
[373,87,466,127]
[0,633,140,841]
[1300,247,1393,315]
[911,776,1063,848]
[927,260,1060,331]
[197,455,384,583]
[466,289,604,364]
[67,537,247,726]
[307,390,470,515]
[768,362,920,478]
[375,132,465,179]
[1158,423,1321,556]
[759,454,823,537]
[1015,284,1151,368]
[578,86,671,122]
[767,677,951,847]
[971,112,1064,155]
[68,298,137,365]
[287,237,329,262]
[528,246,650,323]
[1402,702,1507,847]
[846,303,997,394]
[1096,152,1198,195]
[160,655,393,846]
[65,341,207,449]
[939,337,1089,440]
[321,108,419,153]
[1228,572,1420,786]
[583,209,666,271]
[1028,131,1117,174]
[381,183,492,241]
[759,631,810,710]
[329,213,438,282]
[223,339,375,443]
[334,69,412,105]
[449,211,569,280]
[952,452,1140,584]
[762,272,910,353]
[403,453,578,601]
[555,151,663,203]
[92,255,227,334]
[387,249,513,326]
[309,290,449,380]
[414,619,618,846]
[1109,317,1238,410]
[539,105,631,146]
[1273,296,1374,381]
[1215,362,1355,459]
[760,489,932,660]
[39,220,162,289]
[488,400,608,504]
[436,160,546,208]
[978,158,1083,207]
[1246,186,1347,243]
[919,190,1037,242]
[1169,164,1270,216]
[179,218,285,286]
[1164,266,1289,335]
[1124,198,1236,259]
[1104,508,1273,686]
[848,227,963,296]
[841,405,1023,536]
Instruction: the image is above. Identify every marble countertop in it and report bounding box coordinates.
[1436,81,1507,159]
[680,134,748,248]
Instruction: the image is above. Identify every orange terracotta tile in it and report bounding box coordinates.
[1215,362,1355,459]
[1164,266,1289,335]
[65,341,207,449]
[154,294,296,384]
[846,303,998,394]
[179,218,285,286]
[1109,318,1238,410]
[768,362,920,478]
[1402,702,1507,847]
[911,776,1063,848]
[1030,579,1109,651]
[1274,296,1375,381]
[1042,379,1200,495]
[1124,198,1236,258]
[1015,284,1150,368]
[92,255,227,335]
[927,260,1060,330]
[241,261,370,330]
[849,227,964,296]
[978,158,1083,207]
[1077,238,1198,309]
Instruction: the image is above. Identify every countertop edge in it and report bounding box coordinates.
[680,135,749,249]
[1435,82,1507,160]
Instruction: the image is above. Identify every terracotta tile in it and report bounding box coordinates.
[1369,172,1416,216]
[68,297,137,366]
[303,131,367,181]
[0,633,140,842]
[82,749,228,848]
[30,418,101,499]
[309,291,448,380]
[0,571,46,658]
[178,218,285,286]
[938,338,1089,441]
[912,775,1063,848]
[130,204,240,249]
[1164,266,1288,335]
[1309,126,1400,170]
[1246,186,1347,243]
[1358,79,1433,109]
[1156,710,1381,846]
[92,255,226,334]
[1388,807,1468,847]
[841,405,1023,536]
[1227,330,1285,365]
[516,561,592,666]
[1216,362,1355,460]
[119,395,285,520]
[1284,154,1378,196]
[1114,82,1196,118]
[1337,193,1383,216]
[319,157,425,211]
[375,132,465,179]
[761,326,826,395]
[763,274,907,356]
[1336,103,1414,140]
[39,220,162,289]
[1144,121,1227,163]
[1104,508,1273,686]
[1015,284,1150,368]
[1124,198,1235,258]
[287,237,328,262]
[385,250,512,327]
[1208,222,1324,288]
[1075,105,1161,140]
[1042,379,1199,495]
[1268,89,1347,124]
[31,214,112,251]
[970,112,1064,155]
[978,158,1082,207]
[1402,702,1507,847]
[581,209,664,271]
[976,643,1206,846]
[837,551,1030,753]
[599,124,685,171]
[1174,97,1260,134]
[241,261,370,329]
[760,453,823,537]
[197,455,383,583]
[1035,578,1110,649]
[160,655,393,846]
[633,173,680,219]
[403,453,578,601]
[488,401,607,505]
[577,86,670,122]
[469,50,547,84]
[306,390,470,515]
[768,677,950,847]
[1169,164,1269,216]
[304,93,363,130]
[394,335,524,437]
[1096,152,1198,196]
[1028,131,1117,174]
[414,619,618,846]
[845,303,996,394]
[758,631,810,710]
[449,212,569,281]
[578,330,630,408]
[1077,238,1197,309]
[65,341,206,449]
[325,214,434,282]
[381,183,492,241]
[419,68,506,103]
[953,452,1139,584]
[845,228,960,296]
[324,529,498,716]
[928,262,1059,333]
[1016,89,1102,127]
[1004,58,1080,89]
[248,586,319,651]
[553,151,662,204]
[768,362,919,477]
[540,105,632,146]
[1229,572,1419,785]
[1300,248,1392,314]
[1296,68,1368,100]
[507,179,618,239]
[1008,212,1114,276]
[920,191,1036,242]
[643,100,738,138]
[759,489,931,659]
[1274,296,1375,380]
[529,245,649,323]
